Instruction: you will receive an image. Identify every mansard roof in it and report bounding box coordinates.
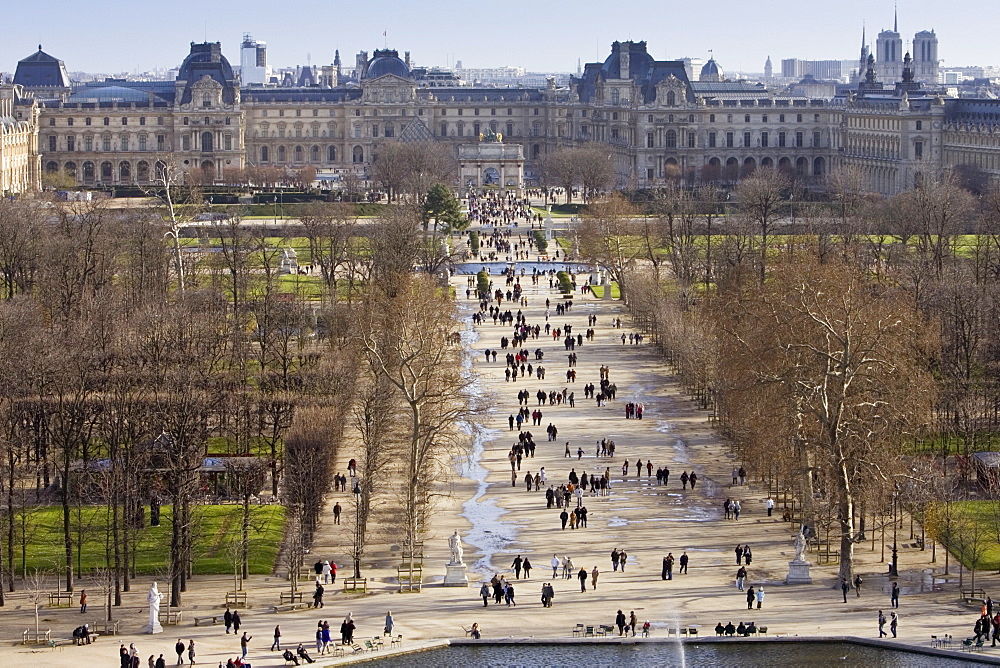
[13,45,71,89]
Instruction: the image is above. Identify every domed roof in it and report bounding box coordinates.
[178,42,234,82]
[67,86,153,103]
[601,41,654,80]
[700,58,724,82]
[364,49,411,79]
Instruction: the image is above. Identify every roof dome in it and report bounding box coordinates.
[364,49,411,79]
[601,41,654,80]
[700,58,724,82]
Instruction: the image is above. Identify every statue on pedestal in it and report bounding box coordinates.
[793,532,807,562]
[146,581,163,634]
[449,531,465,565]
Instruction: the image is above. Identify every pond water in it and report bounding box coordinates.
[369,641,979,667]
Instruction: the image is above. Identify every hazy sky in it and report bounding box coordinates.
[2,0,995,76]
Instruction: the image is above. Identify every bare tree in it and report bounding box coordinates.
[735,167,789,283]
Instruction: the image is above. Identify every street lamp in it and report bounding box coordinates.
[889,490,899,577]
[352,479,363,580]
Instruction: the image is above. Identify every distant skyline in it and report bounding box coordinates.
[2,0,996,77]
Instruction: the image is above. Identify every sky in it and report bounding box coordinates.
[2,0,996,76]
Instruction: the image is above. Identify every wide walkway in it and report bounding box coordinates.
[1,268,989,666]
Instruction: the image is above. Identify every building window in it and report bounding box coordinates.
[86,117,92,126]
[796,114,803,122]
[779,114,785,122]
[507,122,514,136]
[203,94,211,108]
[352,145,364,163]
[328,146,336,161]
[157,135,165,151]
[534,108,539,115]
[48,118,55,126]
[353,124,361,138]
[667,91,676,106]
[277,146,286,162]
[611,88,620,104]
[122,117,128,126]
[745,114,751,123]
[85,136,93,151]
[779,131,786,147]
[371,124,379,137]
[916,120,923,130]
[458,109,463,116]
[157,117,164,125]
[311,145,319,162]
[139,117,146,126]
[687,132,695,148]
[813,131,821,147]
[103,117,110,126]
[726,132,734,148]
[709,114,715,122]
[102,135,111,151]
[204,117,210,125]
[224,134,232,151]
[139,135,147,151]
[49,136,57,151]
[182,136,190,150]
[67,136,75,151]
[762,115,768,123]
[458,122,465,136]
[491,108,496,115]
[914,141,923,159]
[473,123,480,136]
[225,117,231,125]
[761,131,768,148]
[183,117,189,125]
[474,108,480,116]
[261,146,269,162]
[666,130,677,148]
[795,131,803,147]
[201,132,213,152]
[294,145,303,162]
[440,122,447,136]
[647,132,655,148]
[121,136,129,151]
[708,131,717,148]
[68,117,74,126]
[296,109,301,117]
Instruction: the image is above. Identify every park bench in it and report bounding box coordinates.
[279,591,304,604]
[962,588,986,603]
[344,577,368,593]
[271,602,311,614]
[48,591,73,607]
[22,629,51,645]
[91,619,120,635]
[225,591,248,606]
[193,614,222,626]
[159,610,183,625]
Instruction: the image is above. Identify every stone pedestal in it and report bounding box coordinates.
[147,618,163,634]
[443,562,469,587]
[785,559,812,584]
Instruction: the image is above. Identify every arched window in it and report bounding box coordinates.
[311,146,319,162]
[327,146,336,162]
[277,146,286,162]
[667,91,676,106]
[64,161,77,177]
[611,88,620,104]
[119,161,131,182]
[294,145,303,162]
[201,132,213,152]
[137,161,150,182]
[100,161,113,181]
[45,161,58,173]
[352,145,364,163]
[82,162,95,183]
[261,146,269,162]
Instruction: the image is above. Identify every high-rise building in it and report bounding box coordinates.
[240,34,268,85]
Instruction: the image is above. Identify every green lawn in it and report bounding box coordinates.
[15,504,285,576]
[935,501,1000,572]
[588,284,621,299]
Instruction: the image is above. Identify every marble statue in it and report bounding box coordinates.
[793,532,807,562]
[449,531,465,565]
[146,581,163,634]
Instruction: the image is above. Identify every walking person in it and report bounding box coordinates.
[591,566,599,590]
[615,610,627,636]
[878,611,887,638]
[384,612,394,636]
[271,625,281,651]
[80,589,88,614]
[756,586,764,609]
[232,610,242,633]
[679,551,689,574]
[512,555,523,579]
[854,574,863,598]
[175,640,185,665]
[736,565,747,591]
[479,582,490,607]
[890,612,898,638]
[746,585,756,610]
[891,582,900,608]
[240,632,252,660]
[551,554,560,578]
[578,567,588,592]
[841,579,850,603]
[224,607,233,634]
[187,640,195,665]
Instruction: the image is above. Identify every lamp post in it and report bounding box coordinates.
[352,479,363,580]
[889,490,899,577]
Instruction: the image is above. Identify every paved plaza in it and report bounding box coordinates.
[1,267,992,666]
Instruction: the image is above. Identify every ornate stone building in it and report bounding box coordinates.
[9,38,996,197]
[0,84,40,194]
